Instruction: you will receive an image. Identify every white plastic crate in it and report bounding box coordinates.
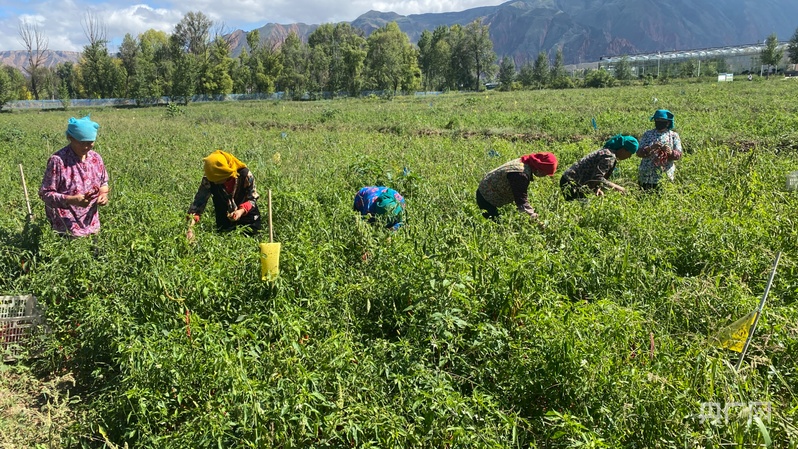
[1,295,42,360]
[787,171,798,192]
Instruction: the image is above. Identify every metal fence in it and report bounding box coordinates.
[3,90,445,111]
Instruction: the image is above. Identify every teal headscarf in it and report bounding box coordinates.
[603,134,639,154]
[375,190,403,218]
[650,109,675,129]
[66,115,100,141]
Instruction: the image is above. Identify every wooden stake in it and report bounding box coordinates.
[18,164,33,221]
[735,252,781,370]
[268,189,273,243]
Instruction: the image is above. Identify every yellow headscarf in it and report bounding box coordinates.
[203,150,247,183]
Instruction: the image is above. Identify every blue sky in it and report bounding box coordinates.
[0,0,505,52]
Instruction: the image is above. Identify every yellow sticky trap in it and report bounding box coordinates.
[712,311,757,352]
[259,242,281,281]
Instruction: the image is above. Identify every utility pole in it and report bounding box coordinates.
[657,53,661,77]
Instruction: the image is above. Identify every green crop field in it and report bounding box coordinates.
[1,80,797,448]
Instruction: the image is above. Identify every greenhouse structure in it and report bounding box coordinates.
[598,42,793,78]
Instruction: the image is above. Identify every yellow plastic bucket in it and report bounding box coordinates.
[259,242,281,281]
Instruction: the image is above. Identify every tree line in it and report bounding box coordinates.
[2,12,798,108]
[0,11,497,106]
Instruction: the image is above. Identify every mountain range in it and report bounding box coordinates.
[3,0,797,71]
[237,0,798,65]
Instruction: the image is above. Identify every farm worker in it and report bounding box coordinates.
[476,152,558,220]
[636,109,683,191]
[353,186,406,231]
[186,150,261,241]
[39,115,109,237]
[559,134,638,201]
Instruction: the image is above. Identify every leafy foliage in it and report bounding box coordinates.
[760,33,784,78]
[1,81,797,447]
[788,27,798,64]
[585,69,616,88]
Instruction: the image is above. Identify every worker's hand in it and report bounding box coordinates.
[84,186,99,200]
[186,228,195,243]
[227,208,245,221]
[67,194,92,207]
[615,186,627,195]
[529,212,539,221]
[96,192,109,206]
[595,189,605,197]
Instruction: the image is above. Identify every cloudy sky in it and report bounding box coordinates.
[0,0,505,52]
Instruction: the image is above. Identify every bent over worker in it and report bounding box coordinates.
[476,152,558,220]
[187,150,262,241]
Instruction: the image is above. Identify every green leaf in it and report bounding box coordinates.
[753,416,772,447]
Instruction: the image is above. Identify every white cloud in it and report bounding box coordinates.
[18,14,48,26]
[0,0,505,52]
[181,0,504,25]
[104,4,182,42]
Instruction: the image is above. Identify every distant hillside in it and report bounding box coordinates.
[243,0,798,65]
[4,0,797,70]
[0,50,80,72]
[229,22,320,54]
[342,0,798,64]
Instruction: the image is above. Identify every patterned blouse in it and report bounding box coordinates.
[561,148,617,191]
[477,158,536,216]
[39,145,109,237]
[637,129,683,184]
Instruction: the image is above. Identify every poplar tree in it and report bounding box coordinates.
[464,19,496,91]
[417,26,451,91]
[531,52,550,89]
[787,27,798,64]
[497,57,515,90]
[18,21,49,100]
[365,22,415,93]
[278,31,309,97]
[760,33,783,78]
[550,48,573,89]
[0,66,14,107]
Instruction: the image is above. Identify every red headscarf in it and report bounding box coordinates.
[520,152,558,176]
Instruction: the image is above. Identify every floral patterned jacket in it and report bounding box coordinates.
[637,129,683,184]
[39,145,109,237]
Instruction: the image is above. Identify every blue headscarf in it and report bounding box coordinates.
[66,115,100,141]
[603,134,639,154]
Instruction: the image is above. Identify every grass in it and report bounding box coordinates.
[1,79,797,447]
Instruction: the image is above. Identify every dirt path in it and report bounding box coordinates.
[0,367,76,448]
